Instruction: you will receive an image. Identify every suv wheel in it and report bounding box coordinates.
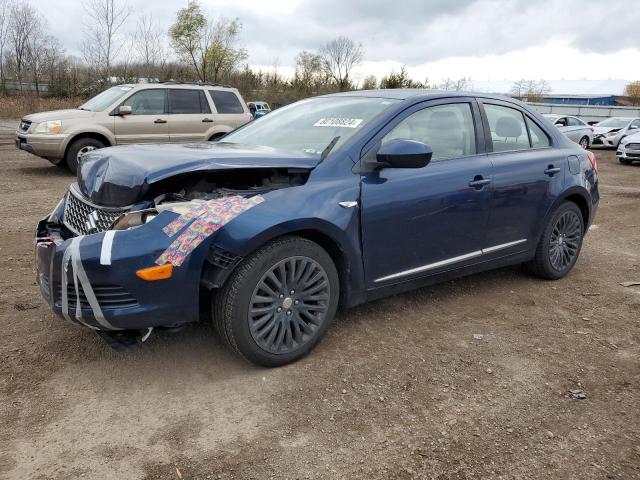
[213,236,339,367]
[527,202,584,280]
[66,138,105,174]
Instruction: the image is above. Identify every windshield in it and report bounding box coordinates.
[80,86,133,112]
[223,96,400,155]
[597,118,631,128]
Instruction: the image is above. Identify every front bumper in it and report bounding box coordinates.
[35,211,205,331]
[617,145,640,160]
[592,135,618,148]
[16,132,69,159]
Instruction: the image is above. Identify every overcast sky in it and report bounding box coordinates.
[42,0,640,85]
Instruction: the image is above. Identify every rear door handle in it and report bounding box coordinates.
[154,119,167,124]
[468,176,491,189]
[202,118,213,123]
[544,165,561,176]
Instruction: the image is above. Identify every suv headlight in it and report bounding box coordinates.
[34,120,62,134]
[111,209,157,230]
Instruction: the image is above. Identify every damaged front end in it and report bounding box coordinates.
[35,143,318,349]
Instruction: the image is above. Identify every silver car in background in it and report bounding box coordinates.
[616,130,640,165]
[592,117,640,148]
[543,114,593,149]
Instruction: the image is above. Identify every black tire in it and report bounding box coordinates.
[213,236,339,367]
[527,202,584,280]
[65,137,105,174]
[578,136,589,149]
[619,157,632,165]
[208,132,227,142]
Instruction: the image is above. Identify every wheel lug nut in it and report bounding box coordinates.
[294,300,299,305]
[290,289,295,294]
[279,294,284,299]
[287,310,292,315]
[277,307,282,313]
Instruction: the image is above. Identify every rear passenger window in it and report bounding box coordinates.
[209,90,244,114]
[381,103,476,161]
[526,118,550,148]
[169,89,211,114]
[485,104,530,152]
[567,117,583,127]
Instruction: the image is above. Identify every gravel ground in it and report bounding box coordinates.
[0,140,639,480]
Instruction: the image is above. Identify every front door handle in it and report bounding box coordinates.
[202,118,213,123]
[154,119,167,124]
[468,176,491,189]
[544,165,561,176]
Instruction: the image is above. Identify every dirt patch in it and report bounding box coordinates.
[0,145,639,479]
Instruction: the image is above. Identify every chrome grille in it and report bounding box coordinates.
[19,119,32,132]
[63,184,126,235]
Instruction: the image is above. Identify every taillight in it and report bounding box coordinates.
[586,150,597,173]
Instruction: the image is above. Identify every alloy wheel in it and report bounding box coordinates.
[579,137,589,149]
[77,145,97,161]
[248,256,330,354]
[549,210,582,271]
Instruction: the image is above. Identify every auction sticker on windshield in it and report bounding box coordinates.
[313,118,363,128]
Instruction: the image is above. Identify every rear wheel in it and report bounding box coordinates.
[213,236,339,367]
[65,137,105,174]
[578,136,589,149]
[527,202,584,280]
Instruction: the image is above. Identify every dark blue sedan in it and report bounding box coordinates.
[35,89,599,366]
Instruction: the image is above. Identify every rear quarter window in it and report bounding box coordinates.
[210,90,245,114]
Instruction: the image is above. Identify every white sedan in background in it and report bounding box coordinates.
[592,117,640,148]
[543,114,593,149]
[617,131,640,165]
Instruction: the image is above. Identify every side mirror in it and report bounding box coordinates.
[118,105,132,116]
[629,124,639,130]
[376,139,433,169]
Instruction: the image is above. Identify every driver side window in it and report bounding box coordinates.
[121,89,166,115]
[381,103,477,161]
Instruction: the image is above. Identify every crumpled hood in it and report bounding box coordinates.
[592,126,620,135]
[23,109,94,123]
[77,142,319,207]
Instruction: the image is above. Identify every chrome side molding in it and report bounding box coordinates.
[374,239,527,283]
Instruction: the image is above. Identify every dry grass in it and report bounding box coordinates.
[0,95,84,119]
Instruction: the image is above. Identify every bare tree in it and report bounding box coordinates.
[134,12,166,80]
[320,36,363,91]
[8,2,39,90]
[0,0,10,92]
[437,77,471,91]
[81,0,131,81]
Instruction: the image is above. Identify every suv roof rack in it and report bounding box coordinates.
[161,81,233,88]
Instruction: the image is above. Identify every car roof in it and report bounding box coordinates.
[119,83,239,92]
[323,88,521,104]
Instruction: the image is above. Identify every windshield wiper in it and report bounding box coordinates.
[318,136,341,164]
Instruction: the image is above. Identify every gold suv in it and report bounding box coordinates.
[15,83,253,173]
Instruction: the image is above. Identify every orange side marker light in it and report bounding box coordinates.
[136,264,173,281]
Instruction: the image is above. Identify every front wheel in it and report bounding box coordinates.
[65,137,105,174]
[527,202,584,280]
[213,236,339,367]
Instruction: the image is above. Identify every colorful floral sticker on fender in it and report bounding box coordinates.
[155,195,264,267]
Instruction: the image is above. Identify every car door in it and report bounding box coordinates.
[360,98,492,287]
[113,88,169,144]
[479,101,564,257]
[565,116,586,142]
[168,89,213,142]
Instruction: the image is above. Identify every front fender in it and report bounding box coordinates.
[202,177,366,306]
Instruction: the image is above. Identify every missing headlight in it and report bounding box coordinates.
[111,209,158,231]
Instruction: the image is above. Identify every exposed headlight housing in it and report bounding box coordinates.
[34,120,62,134]
[111,209,157,230]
